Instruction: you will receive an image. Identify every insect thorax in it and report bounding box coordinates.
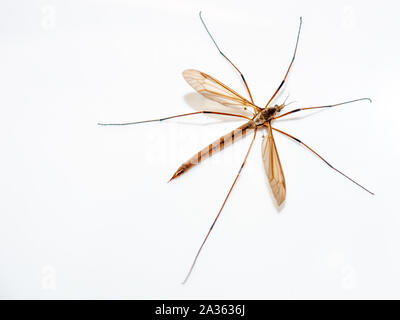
[253,106,281,126]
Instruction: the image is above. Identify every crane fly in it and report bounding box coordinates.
[99,12,374,284]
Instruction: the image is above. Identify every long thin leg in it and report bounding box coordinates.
[272,98,372,120]
[182,128,258,284]
[264,17,302,108]
[98,111,252,126]
[199,11,257,106]
[271,127,374,195]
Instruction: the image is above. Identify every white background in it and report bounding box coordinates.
[1,0,399,299]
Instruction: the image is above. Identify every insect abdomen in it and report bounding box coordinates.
[169,121,254,181]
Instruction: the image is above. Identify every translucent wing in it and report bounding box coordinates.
[262,124,286,206]
[183,69,259,112]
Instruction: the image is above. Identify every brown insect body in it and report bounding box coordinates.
[170,104,283,181]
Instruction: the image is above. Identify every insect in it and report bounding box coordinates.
[99,12,373,284]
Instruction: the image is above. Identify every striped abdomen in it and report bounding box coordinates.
[169,121,255,181]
